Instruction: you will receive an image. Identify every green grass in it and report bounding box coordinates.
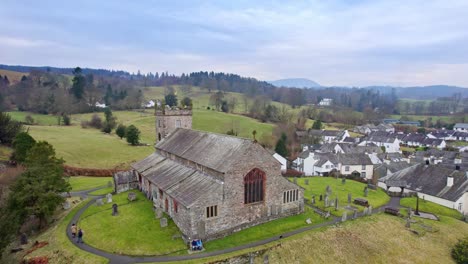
[68,176,113,192]
[400,197,463,219]
[390,114,454,123]
[7,111,59,125]
[79,191,186,255]
[27,125,153,169]
[89,186,114,196]
[204,206,325,252]
[26,198,108,264]
[0,145,12,161]
[292,177,390,216]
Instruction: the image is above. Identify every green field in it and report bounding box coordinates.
[68,176,113,192]
[79,191,186,256]
[390,114,454,123]
[400,197,462,219]
[292,177,390,216]
[7,111,59,125]
[0,69,27,83]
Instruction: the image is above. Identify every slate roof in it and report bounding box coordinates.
[380,164,468,202]
[453,131,468,138]
[343,137,358,143]
[422,138,444,146]
[402,133,426,143]
[337,153,373,165]
[455,123,468,129]
[155,128,271,173]
[314,153,339,167]
[364,132,398,143]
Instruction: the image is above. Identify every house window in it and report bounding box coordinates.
[244,168,266,204]
[176,120,181,128]
[361,172,366,178]
[362,165,366,170]
[459,203,463,211]
[206,205,218,218]
[283,189,299,203]
[173,199,178,213]
[345,166,350,172]
[325,165,330,169]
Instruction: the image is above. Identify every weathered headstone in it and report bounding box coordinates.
[264,254,269,264]
[20,233,28,245]
[249,253,254,264]
[342,211,347,222]
[407,208,412,218]
[335,198,339,211]
[305,179,309,185]
[160,217,168,228]
[63,201,71,210]
[405,218,411,228]
[348,193,352,205]
[324,195,329,207]
[353,210,358,219]
[326,185,331,194]
[368,206,373,215]
[112,203,118,216]
[293,178,297,184]
[342,177,346,184]
[306,218,312,224]
[311,195,315,205]
[128,192,136,201]
[319,194,323,201]
[106,193,113,203]
[330,199,335,207]
[364,187,368,197]
[107,181,113,188]
[325,210,331,218]
[96,198,104,206]
[155,208,163,219]
[363,207,368,216]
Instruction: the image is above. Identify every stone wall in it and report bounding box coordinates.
[113,170,138,194]
[155,109,192,140]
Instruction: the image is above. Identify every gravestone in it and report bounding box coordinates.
[249,254,254,264]
[348,193,352,205]
[335,198,339,211]
[342,211,347,222]
[20,233,28,245]
[407,208,412,218]
[305,179,309,185]
[326,185,331,194]
[319,194,323,201]
[324,195,329,207]
[364,187,368,197]
[264,254,269,264]
[363,207,369,216]
[96,198,104,206]
[160,217,168,228]
[353,210,358,219]
[128,192,137,201]
[306,218,312,224]
[405,218,411,228]
[63,201,71,210]
[293,178,297,184]
[325,210,331,218]
[155,208,163,219]
[107,181,113,187]
[106,193,113,203]
[330,199,335,207]
[342,177,346,184]
[368,206,373,215]
[311,195,315,205]
[112,203,118,216]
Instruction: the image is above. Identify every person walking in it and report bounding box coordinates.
[71,223,77,238]
[77,228,84,243]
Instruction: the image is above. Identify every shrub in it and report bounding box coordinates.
[62,114,71,126]
[116,124,126,139]
[24,115,34,125]
[89,114,102,129]
[12,132,36,163]
[452,237,468,264]
[126,125,140,145]
[80,121,88,128]
[101,123,112,134]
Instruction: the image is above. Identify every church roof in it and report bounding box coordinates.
[155,128,266,173]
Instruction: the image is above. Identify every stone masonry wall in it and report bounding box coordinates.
[155,109,192,140]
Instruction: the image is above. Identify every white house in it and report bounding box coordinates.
[145,100,156,108]
[359,132,401,153]
[378,164,468,214]
[338,153,374,180]
[453,131,468,142]
[454,123,468,132]
[318,98,332,106]
[273,153,287,172]
[95,102,106,108]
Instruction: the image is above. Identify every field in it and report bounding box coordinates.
[68,176,113,192]
[7,111,59,125]
[0,69,27,83]
[390,114,454,123]
[400,197,462,219]
[291,177,390,216]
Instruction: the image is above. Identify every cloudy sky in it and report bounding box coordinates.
[1,0,468,87]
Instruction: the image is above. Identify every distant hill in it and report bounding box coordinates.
[0,69,27,84]
[364,85,468,100]
[269,78,321,88]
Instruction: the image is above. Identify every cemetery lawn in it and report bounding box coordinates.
[68,176,113,192]
[88,186,114,196]
[25,198,108,264]
[79,191,186,256]
[203,206,326,252]
[291,177,390,216]
[400,197,463,219]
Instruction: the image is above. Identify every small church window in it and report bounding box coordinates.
[244,168,266,204]
[206,205,218,218]
[173,199,178,213]
[283,189,299,203]
[176,120,181,128]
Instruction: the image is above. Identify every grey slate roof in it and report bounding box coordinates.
[380,163,468,202]
[314,153,339,167]
[455,123,468,129]
[337,153,373,165]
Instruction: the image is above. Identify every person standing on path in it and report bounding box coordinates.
[71,223,77,238]
[77,228,84,243]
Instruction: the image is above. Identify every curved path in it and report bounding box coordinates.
[67,190,400,264]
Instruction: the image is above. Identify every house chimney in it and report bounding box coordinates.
[447,176,454,187]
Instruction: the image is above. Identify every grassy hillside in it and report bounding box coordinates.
[0,69,27,83]
[7,111,59,125]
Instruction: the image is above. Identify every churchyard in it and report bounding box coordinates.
[68,176,113,192]
[400,197,463,219]
[290,177,390,216]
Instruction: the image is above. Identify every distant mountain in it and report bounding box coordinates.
[269,78,321,88]
[364,85,468,99]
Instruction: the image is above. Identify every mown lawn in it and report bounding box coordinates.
[88,186,114,196]
[27,125,153,169]
[7,111,59,125]
[25,198,108,264]
[400,197,463,219]
[204,206,325,252]
[79,191,186,256]
[291,177,390,216]
[68,176,113,192]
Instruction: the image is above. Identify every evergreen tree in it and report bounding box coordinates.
[126,125,140,145]
[275,133,289,157]
[71,67,86,99]
[165,93,178,107]
[0,112,23,144]
[312,120,323,130]
[116,124,126,139]
[12,132,36,163]
[101,107,116,133]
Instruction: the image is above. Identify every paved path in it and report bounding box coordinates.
[66,192,400,264]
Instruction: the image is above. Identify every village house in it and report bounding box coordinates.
[338,153,374,180]
[427,130,456,141]
[130,128,304,242]
[353,123,394,135]
[453,131,468,142]
[358,131,401,153]
[272,152,288,172]
[378,164,468,214]
[454,123,468,132]
[318,98,332,106]
[401,133,426,147]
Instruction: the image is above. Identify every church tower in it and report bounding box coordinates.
[155,101,192,141]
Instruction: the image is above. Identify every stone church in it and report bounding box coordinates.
[127,106,304,241]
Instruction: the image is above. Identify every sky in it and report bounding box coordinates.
[1,0,468,87]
